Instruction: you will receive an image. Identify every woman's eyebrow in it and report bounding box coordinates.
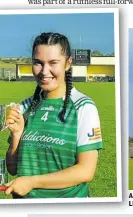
[33,58,60,63]
[49,59,60,62]
[32,58,44,64]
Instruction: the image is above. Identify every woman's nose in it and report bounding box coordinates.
[41,64,49,75]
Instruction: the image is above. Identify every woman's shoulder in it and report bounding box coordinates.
[70,87,96,110]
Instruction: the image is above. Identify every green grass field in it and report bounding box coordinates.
[129,159,133,190]
[0,81,116,199]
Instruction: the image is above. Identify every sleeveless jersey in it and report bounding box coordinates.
[13,87,102,198]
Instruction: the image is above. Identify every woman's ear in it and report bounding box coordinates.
[65,56,72,71]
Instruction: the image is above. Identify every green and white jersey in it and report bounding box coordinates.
[16,87,102,198]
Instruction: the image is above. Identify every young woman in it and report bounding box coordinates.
[5,32,102,198]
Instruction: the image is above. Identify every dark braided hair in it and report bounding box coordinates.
[24,32,72,125]
[24,85,42,125]
[58,70,72,122]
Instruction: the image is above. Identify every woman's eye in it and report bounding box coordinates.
[50,62,57,65]
[32,59,42,65]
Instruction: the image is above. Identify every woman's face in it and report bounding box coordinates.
[32,44,71,93]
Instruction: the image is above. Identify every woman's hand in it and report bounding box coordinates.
[5,176,34,196]
[6,105,25,176]
[5,105,24,134]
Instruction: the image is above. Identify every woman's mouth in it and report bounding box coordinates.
[40,77,54,84]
